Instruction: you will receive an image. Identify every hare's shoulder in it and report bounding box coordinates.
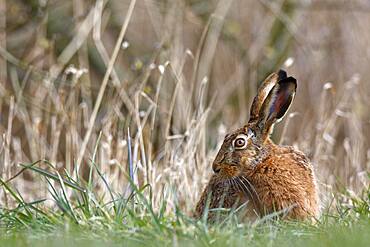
[270,144,313,171]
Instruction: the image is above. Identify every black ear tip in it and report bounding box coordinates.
[277,69,287,80]
[287,76,297,86]
[279,76,297,89]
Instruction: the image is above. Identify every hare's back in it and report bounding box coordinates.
[251,145,319,218]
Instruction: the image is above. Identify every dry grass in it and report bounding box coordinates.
[0,0,369,215]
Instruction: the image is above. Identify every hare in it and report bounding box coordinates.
[194,70,319,222]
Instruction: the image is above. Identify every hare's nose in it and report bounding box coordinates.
[212,163,221,173]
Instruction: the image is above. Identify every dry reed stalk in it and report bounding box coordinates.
[0,0,6,85]
[76,0,137,171]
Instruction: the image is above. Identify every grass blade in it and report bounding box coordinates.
[19,162,86,193]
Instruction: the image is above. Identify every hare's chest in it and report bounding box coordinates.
[235,192,260,221]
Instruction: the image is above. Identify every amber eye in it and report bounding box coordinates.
[232,134,249,150]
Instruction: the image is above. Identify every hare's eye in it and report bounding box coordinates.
[232,134,249,150]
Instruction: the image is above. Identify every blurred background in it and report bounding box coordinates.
[0,0,369,212]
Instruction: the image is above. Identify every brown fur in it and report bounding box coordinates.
[194,71,319,222]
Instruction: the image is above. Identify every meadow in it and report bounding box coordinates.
[0,0,369,246]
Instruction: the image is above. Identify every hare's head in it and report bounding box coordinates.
[212,70,297,179]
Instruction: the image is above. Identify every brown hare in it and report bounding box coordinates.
[194,70,319,222]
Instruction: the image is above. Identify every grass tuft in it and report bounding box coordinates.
[0,159,369,246]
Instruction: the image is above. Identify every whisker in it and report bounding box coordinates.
[235,178,253,199]
[229,177,235,189]
[231,178,238,190]
[239,176,261,202]
[227,179,233,191]
[237,176,263,215]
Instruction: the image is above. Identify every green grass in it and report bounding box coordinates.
[0,161,369,247]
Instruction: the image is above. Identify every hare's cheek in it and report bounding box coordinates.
[240,153,255,165]
[240,152,255,164]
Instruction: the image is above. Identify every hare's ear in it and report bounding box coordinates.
[254,76,297,140]
[248,70,288,123]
